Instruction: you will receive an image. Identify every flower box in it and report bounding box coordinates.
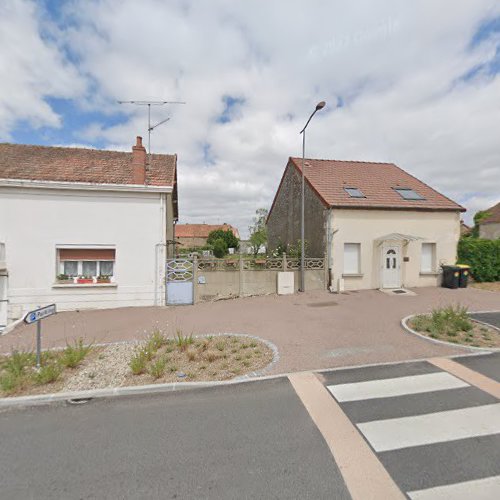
[76,278,94,284]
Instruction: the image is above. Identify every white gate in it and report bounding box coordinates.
[166,259,194,305]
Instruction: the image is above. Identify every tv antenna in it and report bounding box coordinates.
[117,100,185,160]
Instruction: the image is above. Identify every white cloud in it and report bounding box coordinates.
[2,0,500,233]
[0,0,85,139]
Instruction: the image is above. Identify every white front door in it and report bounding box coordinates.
[0,275,7,330]
[381,245,401,289]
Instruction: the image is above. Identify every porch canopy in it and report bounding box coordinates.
[375,233,423,245]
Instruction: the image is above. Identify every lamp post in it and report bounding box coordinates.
[299,101,326,292]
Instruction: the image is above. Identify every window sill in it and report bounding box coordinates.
[342,273,364,278]
[419,271,440,276]
[52,283,118,288]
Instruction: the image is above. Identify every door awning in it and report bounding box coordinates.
[375,233,423,245]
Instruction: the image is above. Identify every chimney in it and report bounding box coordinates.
[132,136,146,184]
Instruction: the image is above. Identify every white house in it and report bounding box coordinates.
[267,157,465,291]
[0,137,178,330]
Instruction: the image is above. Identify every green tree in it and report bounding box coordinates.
[212,238,228,258]
[470,210,491,238]
[207,229,239,250]
[248,208,268,256]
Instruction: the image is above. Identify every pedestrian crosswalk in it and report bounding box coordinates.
[324,361,500,499]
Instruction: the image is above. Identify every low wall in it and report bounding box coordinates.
[193,256,326,303]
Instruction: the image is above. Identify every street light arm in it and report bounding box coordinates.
[299,108,319,135]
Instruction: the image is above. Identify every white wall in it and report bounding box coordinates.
[330,209,461,290]
[0,186,167,323]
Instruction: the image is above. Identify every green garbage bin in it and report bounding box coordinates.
[441,265,461,289]
[456,264,470,288]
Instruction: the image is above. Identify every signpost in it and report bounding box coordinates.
[24,304,56,369]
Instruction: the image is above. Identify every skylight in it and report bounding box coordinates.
[394,188,425,200]
[345,187,365,198]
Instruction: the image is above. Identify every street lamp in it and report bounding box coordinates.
[299,101,326,292]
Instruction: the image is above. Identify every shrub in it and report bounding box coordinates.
[147,329,166,351]
[34,364,61,385]
[212,238,228,258]
[149,357,167,379]
[457,238,500,282]
[207,229,239,251]
[3,351,35,376]
[412,305,473,337]
[175,330,193,351]
[129,350,147,375]
[0,372,21,394]
[61,339,92,368]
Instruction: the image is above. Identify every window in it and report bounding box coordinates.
[58,248,115,281]
[421,243,436,272]
[394,188,425,200]
[344,243,361,274]
[344,187,365,198]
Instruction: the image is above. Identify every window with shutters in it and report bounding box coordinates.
[343,243,361,274]
[421,243,436,273]
[57,248,116,283]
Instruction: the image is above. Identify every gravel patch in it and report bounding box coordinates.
[63,343,137,392]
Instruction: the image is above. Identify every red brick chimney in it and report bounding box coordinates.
[132,136,146,184]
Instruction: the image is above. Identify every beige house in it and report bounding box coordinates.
[267,158,465,291]
[478,202,500,239]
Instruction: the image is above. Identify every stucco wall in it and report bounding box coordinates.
[0,186,169,323]
[479,223,500,240]
[330,209,461,290]
[267,162,327,257]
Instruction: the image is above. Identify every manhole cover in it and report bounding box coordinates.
[307,301,338,307]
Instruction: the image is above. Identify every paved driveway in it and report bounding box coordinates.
[1,286,499,374]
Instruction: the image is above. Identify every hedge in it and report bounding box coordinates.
[457,238,500,282]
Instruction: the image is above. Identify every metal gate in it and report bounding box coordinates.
[166,259,194,305]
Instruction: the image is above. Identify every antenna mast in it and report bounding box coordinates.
[117,100,186,163]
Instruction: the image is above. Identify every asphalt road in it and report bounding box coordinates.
[0,378,350,500]
[470,311,500,329]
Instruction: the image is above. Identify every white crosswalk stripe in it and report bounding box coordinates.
[407,475,500,500]
[327,372,468,402]
[357,403,500,451]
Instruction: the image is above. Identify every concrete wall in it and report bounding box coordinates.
[330,209,461,290]
[193,258,326,302]
[0,186,169,324]
[479,223,500,240]
[267,161,327,257]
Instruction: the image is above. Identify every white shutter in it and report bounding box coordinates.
[421,243,435,272]
[344,243,360,274]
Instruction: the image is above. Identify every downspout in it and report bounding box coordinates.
[155,193,167,306]
[326,208,333,290]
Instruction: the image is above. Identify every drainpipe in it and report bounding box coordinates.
[155,193,167,306]
[326,208,334,290]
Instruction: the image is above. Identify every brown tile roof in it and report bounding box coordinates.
[288,157,465,211]
[0,142,176,187]
[480,202,500,224]
[176,224,240,239]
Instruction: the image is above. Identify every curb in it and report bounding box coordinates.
[0,333,280,408]
[401,313,500,353]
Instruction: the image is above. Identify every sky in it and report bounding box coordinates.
[1,0,499,237]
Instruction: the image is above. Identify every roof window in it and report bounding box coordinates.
[344,187,365,198]
[394,188,425,200]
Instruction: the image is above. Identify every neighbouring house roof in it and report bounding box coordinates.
[175,224,240,239]
[271,158,465,213]
[479,202,500,224]
[460,220,472,236]
[0,142,176,187]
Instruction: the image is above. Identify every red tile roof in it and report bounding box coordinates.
[480,202,500,224]
[176,224,240,239]
[287,157,465,211]
[0,142,176,187]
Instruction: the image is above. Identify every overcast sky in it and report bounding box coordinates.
[1,0,499,236]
